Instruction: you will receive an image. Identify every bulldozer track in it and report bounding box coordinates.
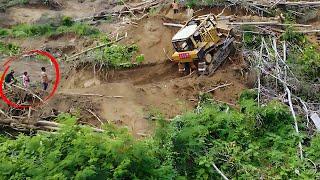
[208,37,235,76]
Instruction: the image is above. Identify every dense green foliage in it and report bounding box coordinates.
[0,41,20,55]
[282,27,320,90]
[0,0,28,11]
[0,17,100,38]
[0,94,319,179]
[95,44,144,68]
[156,94,319,179]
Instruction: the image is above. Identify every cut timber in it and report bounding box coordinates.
[310,113,320,131]
[163,22,184,28]
[278,1,320,6]
[295,29,320,34]
[59,92,124,98]
[228,21,311,27]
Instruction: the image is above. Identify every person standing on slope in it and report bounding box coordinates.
[22,71,30,88]
[40,67,49,91]
[4,70,16,88]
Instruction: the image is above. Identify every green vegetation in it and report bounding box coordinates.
[280,26,306,44]
[95,44,144,68]
[0,93,319,179]
[242,26,262,49]
[0,41,20,55]
[281,27,320,84]
[0,0,29,11]
[0,17,100,38]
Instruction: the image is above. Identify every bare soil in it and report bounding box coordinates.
[0,0,271,137]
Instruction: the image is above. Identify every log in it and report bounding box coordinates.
[278,1,320,6]
[59,92,124,98]
[36,120,60,127]
[295,29,320,34]
[228,21,311,27]
[60,93,104,97]
[163,22,184,28]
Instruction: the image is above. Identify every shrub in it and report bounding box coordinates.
[96,44,139,67]
[3,18,100,38]
[0,28,10,37]
[57,23,100,36]
[11,24,53,37]
[61,16,74,27]
[0,123,174,179]
[298,45,320,80]
[0,42,20,55]
[280,26,306,44]
[136,54,145,64]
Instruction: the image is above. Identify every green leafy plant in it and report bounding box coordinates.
[298,45,320,80]
[135,54,145,64]
[0,18,100,38]
[0,42,20,55]
[95,44,139,68]
[61,16,74,27]
[280,26,306,44]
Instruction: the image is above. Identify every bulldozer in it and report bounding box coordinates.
[171,14,235,75]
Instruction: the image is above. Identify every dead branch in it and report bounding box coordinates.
[206,83,232,93]
[212,162,229,180]
[86,109,106,125]
[286,87,303,159]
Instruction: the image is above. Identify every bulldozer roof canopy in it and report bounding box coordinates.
[172,24,197,42]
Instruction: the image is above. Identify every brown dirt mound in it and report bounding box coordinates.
[123,16,178,64]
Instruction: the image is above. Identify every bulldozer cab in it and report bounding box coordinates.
[171,14,235,75]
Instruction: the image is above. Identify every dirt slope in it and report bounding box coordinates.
[1,0,250,137]
[36,58,248,137]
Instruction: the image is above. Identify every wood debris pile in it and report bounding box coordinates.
[244,36,320,135]
[75,0,164,23]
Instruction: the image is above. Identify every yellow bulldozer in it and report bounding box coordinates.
[171,14,235,75]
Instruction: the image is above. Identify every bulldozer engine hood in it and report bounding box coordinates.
[172,24,198,41]
[172,50,198,62]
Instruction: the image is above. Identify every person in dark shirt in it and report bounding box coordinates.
[4,70,16,89]
[5,70,15,84]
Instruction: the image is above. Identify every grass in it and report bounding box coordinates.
[0,41,20,55]
[0,17,100,38]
